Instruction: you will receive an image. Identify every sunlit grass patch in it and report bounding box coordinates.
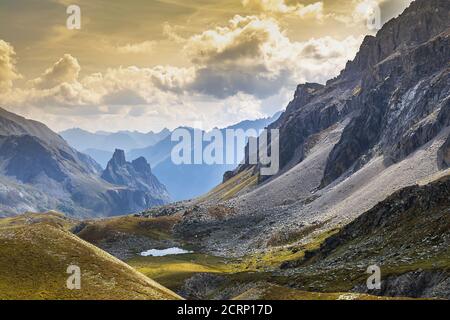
[0,220,180,300]
[77,215,181,243]
[127,253,237,290]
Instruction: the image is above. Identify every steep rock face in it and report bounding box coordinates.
[0,108,170,217]
[340,0,450,81]
[228,80,355,182]
[271,82,355,172]
[322,35,450,185]
[320,0,450,186]
[102,150,171,209]
[227,0,450,190]
[176,0,450,257]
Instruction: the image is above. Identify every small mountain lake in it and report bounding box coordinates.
[140,247,193,257]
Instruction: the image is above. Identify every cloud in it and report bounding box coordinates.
[30,54,80,89]
[335,0,414,30]
[0,40,20,90]
[297,2,325,19]
[163,23,187,44]
[0,12,362,132]
[16,65,191,117]
[183,15,361,98]
[115,41,156,54]
[102,88,147,105]
[242,0,325,19]
[1,14,362,127]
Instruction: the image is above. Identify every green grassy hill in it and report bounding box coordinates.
[0,212,181,300]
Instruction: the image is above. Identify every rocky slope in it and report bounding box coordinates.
[279,175,450,299]
[0,108,171,217]
[164,0,450,257]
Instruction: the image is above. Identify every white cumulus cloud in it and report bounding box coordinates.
[184,15,361,98]
[0,15,362,132]
[30,54,80,89]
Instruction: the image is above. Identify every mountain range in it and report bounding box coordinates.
[180,0,450,256]
[130,113,282,200]
[127,0,449,299]
[1,0,449,300]
[60,128,170,168]
[60,128,170,155]
[62,112,282,200]
[0,108,170,217]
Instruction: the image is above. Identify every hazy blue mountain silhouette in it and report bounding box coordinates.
[128,112,282,200]
[0,107,171,217]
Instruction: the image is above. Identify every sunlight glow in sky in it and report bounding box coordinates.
[0,0,413,132]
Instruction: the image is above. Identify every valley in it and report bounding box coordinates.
[0,0,449,301]
[71,172,450,300]
[1,167,449,300]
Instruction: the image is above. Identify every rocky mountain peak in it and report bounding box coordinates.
[339,0,450,81]
[101,151,171,205]
[131,157,152,174]
[110,149,127,167]
[0,108,171,217]
[293,83,324,107]
[225,0,450,191]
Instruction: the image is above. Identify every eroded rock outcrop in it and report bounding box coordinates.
[321,0,450,186]
[102,149,171,209]
[226,0,450,191]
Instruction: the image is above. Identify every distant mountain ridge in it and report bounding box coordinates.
[127,112,283,200]
[60,127,170,167]
[0,107,171,217]
[61,112,282,201]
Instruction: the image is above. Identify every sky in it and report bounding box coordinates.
[0,0,414,133]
